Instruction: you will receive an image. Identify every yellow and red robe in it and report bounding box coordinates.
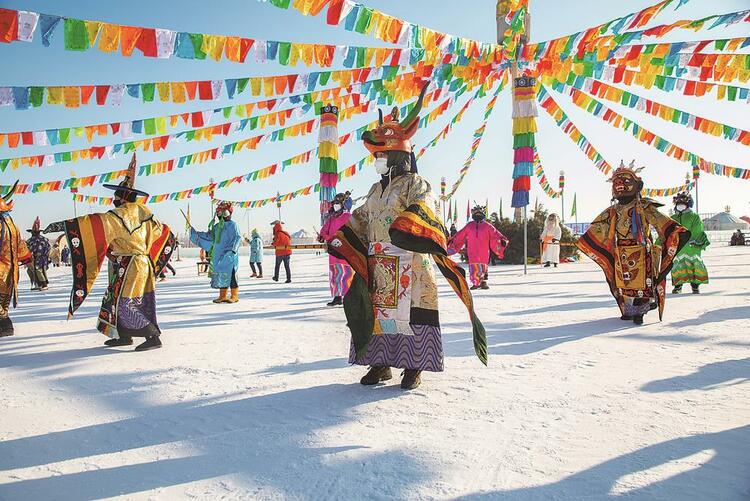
[0,213,32,319]
[61,203,175,339]
[577,198,688,319]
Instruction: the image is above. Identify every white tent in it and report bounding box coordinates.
[703,212,750,231]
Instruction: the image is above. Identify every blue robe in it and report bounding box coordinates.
[249,235,263,263]
[191,220,241,289]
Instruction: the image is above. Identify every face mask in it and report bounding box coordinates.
[472,214,484,222]
[374,157,389,175]
[333,203,342,212]
[675,204,687,212]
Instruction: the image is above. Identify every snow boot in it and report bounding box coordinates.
[135,336,162,352]
[0,317,14,337]
[620,315,633,321]
[226,287,239,303]
[104,337,133,347]
[250,271,258,278]
[285,278,292,283]
[544,262,551,268]
[400,369,422,390]
[691,284,700,294]
[553,263,558,268]
[213,288,229,303]
[480,281,490,290]
[327,296,343,307]
[360,365,392,385]
[672,285,682,294]
[633,315,644,325]
[257,274,263,279]
[470,285,479,291]
[272,276,279,282]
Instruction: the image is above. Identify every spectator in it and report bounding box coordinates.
[271,220,292,283]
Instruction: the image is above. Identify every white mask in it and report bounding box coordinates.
[333,203,342,212]
[374,157,389,175]
[675,204,687,212]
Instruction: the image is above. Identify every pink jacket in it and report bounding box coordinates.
[320,212,351,265]
[449,220,509,264]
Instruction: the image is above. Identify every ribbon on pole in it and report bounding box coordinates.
[318,103,339,220]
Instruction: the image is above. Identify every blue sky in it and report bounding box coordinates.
[0,0,748,235]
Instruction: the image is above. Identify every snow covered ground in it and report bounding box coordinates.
[1,245,748,500]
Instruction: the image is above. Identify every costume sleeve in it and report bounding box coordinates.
[577,207,623,313]
[488,224,508,259]
[63,212,122,317]
[390,175,487,366]
[448,225,468,255]
[389,176,447,255]
[688,212,709,249]
[145,220,176,278]
[553,226,562,240]
[16,237,31,263]
[190,227,214,252]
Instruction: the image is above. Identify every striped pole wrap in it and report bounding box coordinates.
[511,75,537,208]
[318,104,339,223]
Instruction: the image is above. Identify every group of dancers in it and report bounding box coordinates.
[0,80,711,389]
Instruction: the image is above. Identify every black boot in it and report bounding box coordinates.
[327,296,343,307]
[470,285,479,290]
[400,369,422,390]
[135,336,162,352]
[360,365,392,385]
[0,317,14,337]
[480,281,489,290]
[691,284,700,294]
[104,337,133,347]
[633,315,644,325]
[672,285,682,294]
[620,315,633,321]
[553,263,558,268]
[544,261,551,268]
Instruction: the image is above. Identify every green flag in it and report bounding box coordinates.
[571,193,577,217]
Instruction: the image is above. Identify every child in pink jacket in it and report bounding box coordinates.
[318,192,354,306]
[448,205,509,290]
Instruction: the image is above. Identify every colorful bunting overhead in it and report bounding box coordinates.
[0,70,409,148]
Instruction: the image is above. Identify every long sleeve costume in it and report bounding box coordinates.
[26,233,51,287]
[320,211,354,298]
[331,172,487,371]
[449,220,508,286]
[56,202,175,339]
[0,211,31,325]
[191,219,241,289]
[670,209,709,287]
[540,223,562,265]
[578,198,688,319]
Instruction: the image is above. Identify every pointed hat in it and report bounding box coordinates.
[102,153,150,198]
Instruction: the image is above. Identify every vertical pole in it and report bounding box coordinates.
[73,197,78,217]
[561,192,565,225]
[524,216,529,274]
[694,178,699,215]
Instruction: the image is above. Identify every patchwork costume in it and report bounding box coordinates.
[449,205,508,289]
[577,161,689,325]
[190,201,242,303]
[326,83,487,390]
[25,217,51,290]
[319,192,354,306]
[0,182,32,337]
[44,154,175,351]
[670,192,709,294]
